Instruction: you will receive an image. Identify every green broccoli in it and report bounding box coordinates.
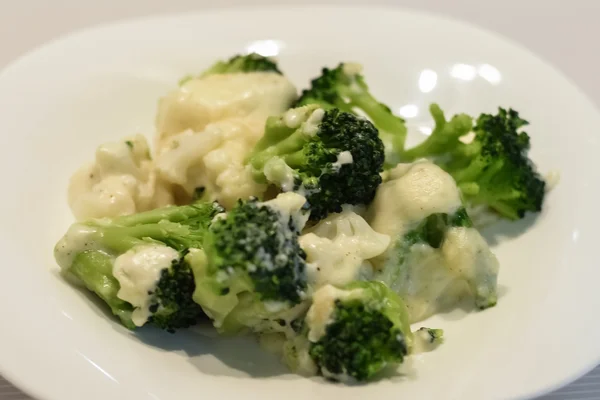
[201,52,282,77]
[402,103,473,160]
[54,201,224,332]
[190,193,311,334]
[294,63,407,165]
[302,281,412,382]
[246,105,385,220]
[403,104,546,220]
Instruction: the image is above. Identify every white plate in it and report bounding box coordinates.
[0,5,598,400]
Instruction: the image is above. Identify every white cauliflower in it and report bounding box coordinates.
[155,72,297,149]
[155,118,267,209]
[299,209,390,288]
[68,134,173,221]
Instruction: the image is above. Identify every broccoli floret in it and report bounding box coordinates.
[148,254,206,332]
[304,281,412,382]
[190,193,310,334]
[201,53,282,77]
[404,104,546,220]
[247,105,385,220]
[294,63,407,165]
[55,201,224,331]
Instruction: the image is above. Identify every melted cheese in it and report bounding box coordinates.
[113,244,179,326]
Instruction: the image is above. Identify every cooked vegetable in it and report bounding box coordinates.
[369,161,499,322]
[294,63,407,165]
[190,193,310,334]
[302,281,412,382]
[247,105,385,220]
[54,202,224,331]
[403,104,546,219]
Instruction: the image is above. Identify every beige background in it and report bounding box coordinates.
[0,1,598,399]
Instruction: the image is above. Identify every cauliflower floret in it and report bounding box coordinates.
[369,160,499,322]
[68,135,174,220]
[155,119,266,209]
[299,209,390,288]
[155,72,297,149]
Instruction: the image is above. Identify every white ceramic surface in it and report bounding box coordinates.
[0,6,597,400]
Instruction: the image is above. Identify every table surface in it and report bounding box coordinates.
[1,0,598,399]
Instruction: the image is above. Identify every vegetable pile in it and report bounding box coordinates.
[55,53,549,383]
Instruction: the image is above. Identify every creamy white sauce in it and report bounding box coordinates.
[331,151,353,170]
[300,211,390,288]
[54,224,101,270]
[342,62,364,76]
[368,160,462,239]
[305,285,363,342]
[260,192,309,231]
[302,108,325,136]
[283,107,306,129]
[263,157,296,192]
[113,244,180,327]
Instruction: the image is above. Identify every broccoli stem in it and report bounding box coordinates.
[109,203,212,227]
[487,201,519,220]
[68,250,135,328]
[92,222,194,253]
[346,91,407,152]
[402,105,473,161]
[282,151,310,169]
[250,116,292,154]
[449,159,486,183]
[250,130,307,170]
